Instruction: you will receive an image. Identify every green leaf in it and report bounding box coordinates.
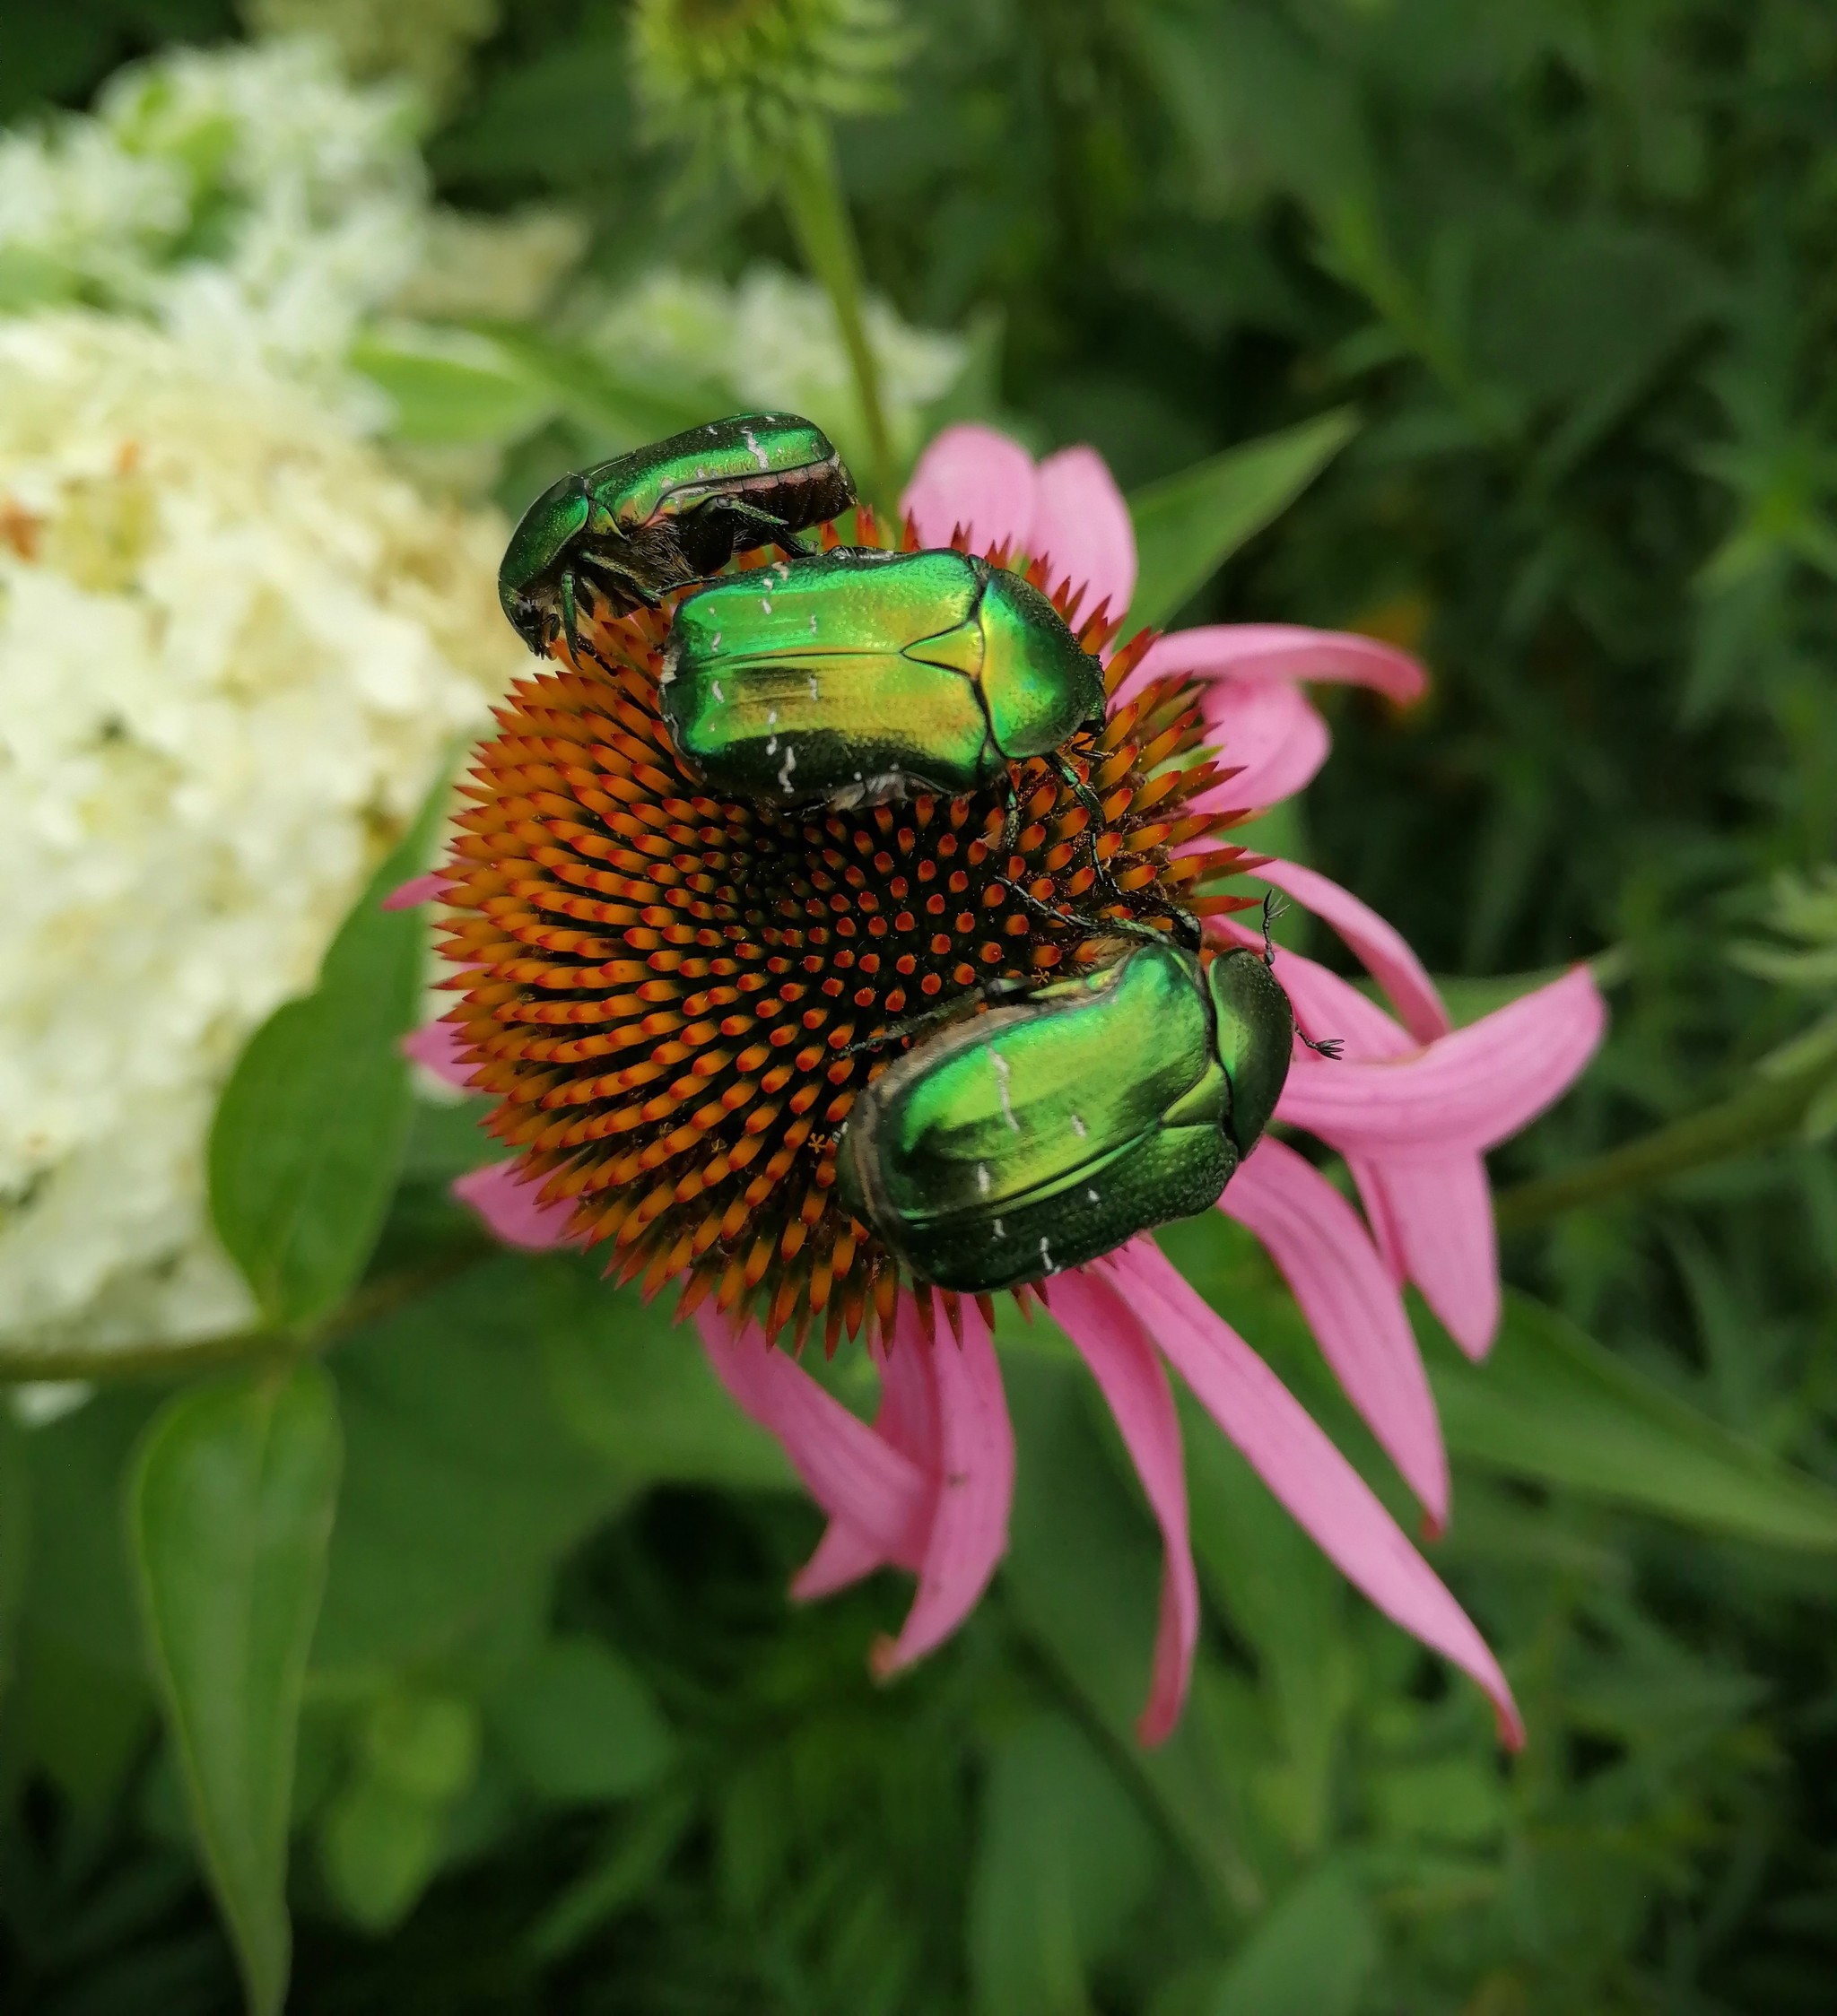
[1207,1861,1378,2016]
[489,1637,675,1803]
[207,772,448,1330]
[541,1268,793,1490]
[471,323,722,454]
[1000,1351,1253,1916]
[128,1362,343,2016]
[1127,409,1358,627]
[969,1710,1160,2016]
[312,1257,626,1677]
[0,1411,27,1715]
[319,1776,450,1934]
[1430,1292,1837,1550]
[351,324,555,446]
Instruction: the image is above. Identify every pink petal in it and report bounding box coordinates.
[402,1018,474,1088]
[1139,623,1428,705]
[1052,1267,1200,1744]
[1275,967,1606,1151]
[1110,1240,1523,1747]
[1032,445,1137,621]
[901,424,1039,554]
[695,1312,927,1562]
[1354,1154,1502,1360]
[872,1293,1015,1677]
[382,871,446,911]
[1252,859,1450,1043]
[450,1159,580,1250]
[1220,1140,1448,1527]
[1192,681,1331,808]
[792,1331,940,1597]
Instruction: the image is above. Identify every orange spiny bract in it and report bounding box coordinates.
[436,514,1261,1352]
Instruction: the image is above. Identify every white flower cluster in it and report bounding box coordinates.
[0,313,521,1360]
[0,38,425,408]
[590,265,966,471]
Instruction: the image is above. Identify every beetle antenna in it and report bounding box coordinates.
[1259,891,1290,967]
[1300,1031,1344,1060]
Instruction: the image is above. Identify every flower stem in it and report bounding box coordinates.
[778,117,894,507]
[0,1232,497,1386]
[1493,1058,1830,1230]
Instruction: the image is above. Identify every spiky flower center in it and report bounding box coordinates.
[436,512,1259,1350]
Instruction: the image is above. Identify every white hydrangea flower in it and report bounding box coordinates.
[0,39,427,410]
[0,313,522,1363]
[590,265,966,469]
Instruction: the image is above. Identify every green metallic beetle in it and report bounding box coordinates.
[833,934,1297,1294]
[498,413,856,656]
[657,544,1106,811]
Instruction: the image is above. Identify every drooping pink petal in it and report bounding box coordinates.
[872,1294,1015,1678]
[793,1331,941,1598]
[1110,1239,1524,1747]
[1138,623,1428,706]
[901,424,1039,554]
[1275,967,1607,1152]
[451,1160,579,1250]
[1353,1154,1502,1360]
[382,871,446,911]
[1032,445,1137,621]
[1191,681,1332,808]
[1251,858,1450,1043]
[1051,1268,1200,1744]
[1220,1139,1449,1527]
[402,1018,474,1088]
[696,1313,928,1564]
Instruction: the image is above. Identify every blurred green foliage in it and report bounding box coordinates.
[7,1,1837,2012]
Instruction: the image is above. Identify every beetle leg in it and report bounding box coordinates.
[998,874,1196,952]
[1258,894,1342,1056]
[1050,750,1127,894]
[559,569,584,666]
[718,498,809,559]
[841,973,1038,1056]
[998,769,1023,862]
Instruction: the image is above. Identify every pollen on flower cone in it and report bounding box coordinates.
[435,512,1263,1351]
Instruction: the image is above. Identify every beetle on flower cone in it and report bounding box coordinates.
[400,425,1606,1747]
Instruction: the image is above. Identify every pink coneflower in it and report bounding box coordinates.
[400,425,1605,1749]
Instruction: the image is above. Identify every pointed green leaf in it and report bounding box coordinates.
[129,1362,343,2016]
[489,1637,675,1803]
[1208,1860,1377,2016]
[1430,1292,1837,1550]
[1127,409,1357,627]
[969,1711,1159,2016]
[0,1412,27,1716]
[471,323,722,452]
[541,1269,792,1490]
[352,324,556,445]
[207,774,448,1330]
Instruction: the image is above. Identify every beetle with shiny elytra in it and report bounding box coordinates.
[657,544,1107,821]
[497,413,856,657]
[833,932,1298,1294]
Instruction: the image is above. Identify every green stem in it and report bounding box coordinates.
[1494,1061,1827,1231]
[778,117,894,508]
[0,1233,496,1387]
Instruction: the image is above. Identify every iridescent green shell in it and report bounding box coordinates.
[834,941,1296,1291]
[659,546,1104,804]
